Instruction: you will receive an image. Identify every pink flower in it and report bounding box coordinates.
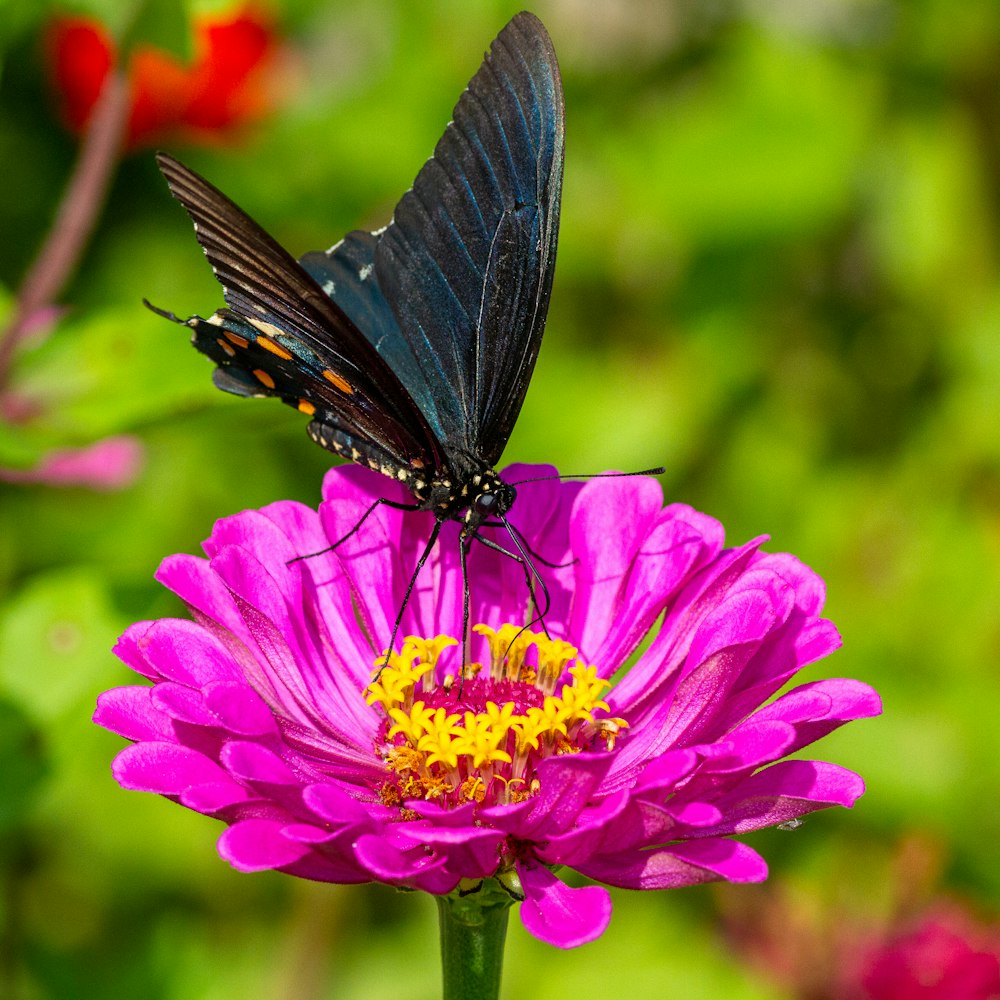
[854,905,1000,1000]
[94,465,880,948]
[0,435,144,490]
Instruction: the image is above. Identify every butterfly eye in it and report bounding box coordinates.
[475,483,516,518]
[475,492,498,515]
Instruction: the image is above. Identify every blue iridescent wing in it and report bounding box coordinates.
[298,231,451,446]
[303,12,565,472]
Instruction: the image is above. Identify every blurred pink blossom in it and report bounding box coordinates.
[0,435,144,490]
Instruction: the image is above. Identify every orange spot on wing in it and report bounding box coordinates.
[322,369,354,394]
[252,369,275,389]
[257,335,293,360]
[217,337,236,357]
[297,399,316,415]
[224,330,249,348]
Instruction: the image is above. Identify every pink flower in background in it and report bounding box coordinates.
[854,905,1000,1000]
[0,435,144,490]
[94,464,880,948]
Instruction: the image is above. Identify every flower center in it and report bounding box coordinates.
[364,624,628,811]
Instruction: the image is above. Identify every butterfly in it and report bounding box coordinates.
[147,12,564,653]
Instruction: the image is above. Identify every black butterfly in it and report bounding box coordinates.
[148,12,564,652]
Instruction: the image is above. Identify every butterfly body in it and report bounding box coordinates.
[150,13,563,637]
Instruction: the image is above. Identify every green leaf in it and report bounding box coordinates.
[10,303,214,444]
[119,0,194,64]
[0,569,126,721]
[0,697,49,830]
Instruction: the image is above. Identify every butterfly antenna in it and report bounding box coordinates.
[508,466,665,487]
[142,298,185,324]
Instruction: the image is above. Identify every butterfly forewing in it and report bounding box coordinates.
[375,12,564,468]
[155,154,442,470]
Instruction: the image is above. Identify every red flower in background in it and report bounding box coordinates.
[46,5,281,150]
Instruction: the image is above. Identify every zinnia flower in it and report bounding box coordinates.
[46,4,281,150]
[95,464,880,948]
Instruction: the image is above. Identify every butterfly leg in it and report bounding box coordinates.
[472,524,553,641]
[377,517,444,673]
[477,519,576,570]
[459,531,474,674]
[287,496,421,565]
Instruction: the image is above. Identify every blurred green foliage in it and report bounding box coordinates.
[1,0,999,997]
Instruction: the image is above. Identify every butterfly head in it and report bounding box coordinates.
[473,479,516,519]
[452,469,516,531]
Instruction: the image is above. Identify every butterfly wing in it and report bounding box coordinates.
[303,12,565,473]
[155,153,443,472]
[299,231,451,449]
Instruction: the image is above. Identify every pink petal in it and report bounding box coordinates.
[218,819,313,871]
[353,833,450,889]
[220,741,299,785]
[112,742,229,793]
[568,475,664,658]
[155,553,255,653]
[202,681,279,736]
[592,506,723,671]
[395,823,504,877]
[517,862,612,948]
[302,782,385,826]
[518,753,614,838]
[93,686,174,741]
[112,622,160,680]
[179,780,254,813]
[151,683,219,726]
[704,760,867,834]
[140,619,243,687]
[577,838,767,889]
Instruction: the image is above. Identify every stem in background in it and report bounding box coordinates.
[436,882,513,1000]
[0,67,130,388]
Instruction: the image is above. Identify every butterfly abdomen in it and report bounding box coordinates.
[307,416,433,496]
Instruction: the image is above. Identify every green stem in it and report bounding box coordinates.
[436,882,513,1000]
[0,67,129,389]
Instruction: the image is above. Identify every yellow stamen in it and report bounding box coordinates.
[365,625,623,809]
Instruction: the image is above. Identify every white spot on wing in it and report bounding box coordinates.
[359,263,373,281]
[322,279,336,295]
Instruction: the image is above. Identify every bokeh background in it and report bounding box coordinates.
[2,1,999,997]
